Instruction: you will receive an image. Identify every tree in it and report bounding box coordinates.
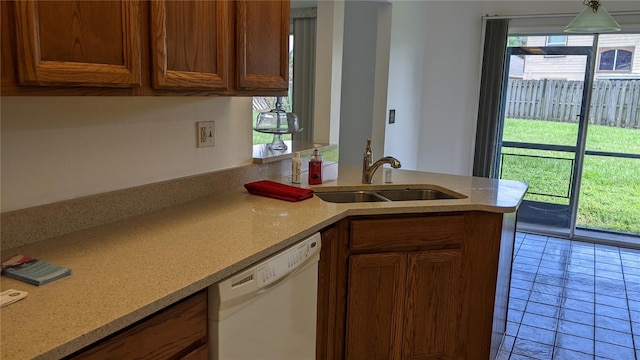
[508,36,526,47]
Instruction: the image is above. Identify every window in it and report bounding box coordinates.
[252,35,294,145]
[253,7,317,150]
[544,35,568,58]
[546,35,567,46]
[598,48,633,72]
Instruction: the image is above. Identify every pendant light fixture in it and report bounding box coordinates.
[564,0,621,33]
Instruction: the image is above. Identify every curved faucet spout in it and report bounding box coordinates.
[363,156,401,184]
[377,156,402,169]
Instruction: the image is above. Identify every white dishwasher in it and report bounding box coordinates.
[208,233,321,360]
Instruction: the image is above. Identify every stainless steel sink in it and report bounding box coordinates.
[314,187,465,203]
[376,189,460,201]
[314,191,389,203]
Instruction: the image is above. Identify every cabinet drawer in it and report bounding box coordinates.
[71,291,207,360]
[350,215,465,251]
[181,344,208,360]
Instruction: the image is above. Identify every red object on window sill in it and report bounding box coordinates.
[244,180,313,202]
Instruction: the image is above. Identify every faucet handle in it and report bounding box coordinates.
[364,138,372,165]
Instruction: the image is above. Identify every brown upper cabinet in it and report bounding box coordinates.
[150,0,230,91]
[235,0,289,91]
[1,0,290,96]
[11,0,142,88]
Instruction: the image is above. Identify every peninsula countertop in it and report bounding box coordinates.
[0,164,527,359]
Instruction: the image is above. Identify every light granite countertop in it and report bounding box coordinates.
[0,163,527,360]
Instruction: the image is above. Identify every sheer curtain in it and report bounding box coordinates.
[291,8,317,145]
[473,19,509,178]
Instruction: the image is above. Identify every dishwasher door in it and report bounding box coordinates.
[208,233,321,360]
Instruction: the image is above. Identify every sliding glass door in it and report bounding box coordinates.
[576,34,640,237]
[497,34,640,241]
[499,40,593,231]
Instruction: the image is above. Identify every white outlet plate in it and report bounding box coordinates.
[196,121,215,148]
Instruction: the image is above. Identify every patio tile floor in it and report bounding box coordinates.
[497,232,640,360]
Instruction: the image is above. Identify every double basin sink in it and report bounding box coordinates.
[314,187,467,203]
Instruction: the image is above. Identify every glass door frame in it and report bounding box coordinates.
[496,44,595,235]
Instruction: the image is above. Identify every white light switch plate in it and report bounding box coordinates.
[197,121,215,148]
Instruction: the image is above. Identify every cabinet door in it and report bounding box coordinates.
[235,0,289,91]
[150,0,230,90]
[12,0,141,87]
[345,253,407,360]
[403,250,462,360]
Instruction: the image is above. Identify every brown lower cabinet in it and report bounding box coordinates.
[63,209,515,360]
[318,211,517,360]
[68,291,208,360]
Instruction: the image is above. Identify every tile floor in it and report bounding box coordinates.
[497,232,640,360]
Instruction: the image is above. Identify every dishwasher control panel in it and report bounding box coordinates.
[256,233,321,289]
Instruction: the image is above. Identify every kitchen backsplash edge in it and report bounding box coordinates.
[1,160,292,252]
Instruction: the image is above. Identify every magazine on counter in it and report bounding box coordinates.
[1,254,71,286]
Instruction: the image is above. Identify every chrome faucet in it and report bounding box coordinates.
[362,138,401,184]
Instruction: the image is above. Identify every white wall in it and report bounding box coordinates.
[384,1,428,171]
[338,1,392,165]
[418,1,485,176]
[384,0,639,176]
[313,0,344,146]
[1,97,253,211]
[385,0,483,175]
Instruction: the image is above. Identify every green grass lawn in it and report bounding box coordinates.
[502,118,640,235]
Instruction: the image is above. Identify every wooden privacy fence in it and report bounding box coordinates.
[505,79,640,129]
